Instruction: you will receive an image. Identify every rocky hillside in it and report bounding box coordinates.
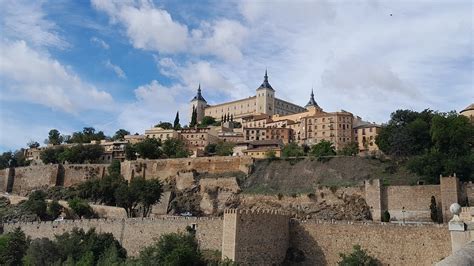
[241,157,420,195]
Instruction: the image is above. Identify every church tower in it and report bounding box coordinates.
[190,84,207,123]
[256,70,275,115]
[305,88,323,113]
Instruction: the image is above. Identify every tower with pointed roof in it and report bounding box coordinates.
[190,84,207,123]
[256,70,275,115]
[305,89,323,112]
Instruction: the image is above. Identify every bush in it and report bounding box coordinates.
[47,200,63,220]
[67,198,95,218]
[23,190,48,219]
[381,210,390,222]
[338,245,378,266]
[310,140,336,161]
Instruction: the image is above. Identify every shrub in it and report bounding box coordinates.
[47,200,63,220]
[67,198,95,218]
[338,245,378,266]
[381,210,390,222]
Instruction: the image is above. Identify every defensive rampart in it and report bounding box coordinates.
[120,156,253,181]
[290,220,451,266]
[61,164,108,187]
[1,165,59,195]
[2,217,223,256]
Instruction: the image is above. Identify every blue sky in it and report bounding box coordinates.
[0,0,473,151]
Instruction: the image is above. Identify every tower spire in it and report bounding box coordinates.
[305,88,319,109]
[191,83,206,102]
[257,69,274,91]
[264,69,268,82]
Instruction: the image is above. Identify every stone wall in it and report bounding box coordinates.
[120,156,253,181]
[8,165,59,196]
[3,217,223,257]
[61,164,108,187]
[290,220,451,266]
[222,209,289,265]
[385,185,441,222]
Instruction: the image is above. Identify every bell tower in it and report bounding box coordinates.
[190,84,207,123]
[256,70,275,115]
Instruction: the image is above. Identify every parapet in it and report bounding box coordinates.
[223,208,289,216]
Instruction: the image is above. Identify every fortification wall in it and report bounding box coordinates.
[461,182,474,206]
[10,165,59,196]
[121,156,253,181]
[384,185,441,221]
[222,209,289,265]
[0,169,7,192]
[290,220,451,266]
[62,164,108,187]
[3,217,223,256]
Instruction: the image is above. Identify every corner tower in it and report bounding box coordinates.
[256,70,275,115]
[190,84,207,123]
[305,89,323,112]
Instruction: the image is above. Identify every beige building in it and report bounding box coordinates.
[190,71,306,123]
[460,103,474,122]
[353,124,381,153]
[144,127,179,142]
[242,140,284,159]
[180,128,219,155]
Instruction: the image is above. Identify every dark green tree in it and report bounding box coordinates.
[67,198,95,218]
[162,138,190,158]
[27,141,40,149]
[132,138,162,159]
[282,142,304,158]
[338,245,378,266]
[138,232,204,265]
[46,129,63,145]
[310,140,336,161]
[23,190,48,219]
[23,238,60,266]
[40,146,65,164]
[0,228,29,266]
[112,129,130,141]
[215,141,235,156]
[190,106,197,127]
[155,122,173,130]
[338,142,359,156]
[47,200,63,220]
[200,116,216,127]
[204,143,217,156]
[173,111,181,130]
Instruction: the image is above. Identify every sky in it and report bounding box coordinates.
[0,0,473,152]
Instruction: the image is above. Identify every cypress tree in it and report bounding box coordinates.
[190,106,197,127]
[173,111,180,129]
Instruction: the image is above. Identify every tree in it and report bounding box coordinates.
[115,177,163,217]
[1,150,30,169]
[173,111,181,130]
[47,200,63,220]
[67,127,107,144]
[27,141,40,149]
[67,198,95,218]
[58,144,104,164]
[190,106,197,127]
[138,232,204,265]
[265,150,277,160]
[97,245,124,266]
[40,146,65,164]
[23,238,60,266]
[204,143,217,156]
[381,210,390,222]
[200,116,216,127]
[338,142,359,156]
[215,141,235,156]
[430,196,440,223]
[155,122,173,130]
[310,140,336,161]
[162,138,190,158]
[115,182,139,217]
[46,129,63,145]
[282,142,304,158]
[112,129,130,141]
[0,228,28,266]
[338,245,378,266]
[134,138,163,159]
[124,144,137,160]
[23,190,48,219]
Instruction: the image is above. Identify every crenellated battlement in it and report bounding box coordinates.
[223,208,289,216]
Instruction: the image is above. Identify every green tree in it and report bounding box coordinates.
[134,138,163,159]
[23,238,60,266]
[381,210,390,222]
[40,146,65,164]
[108,160,121,175]
[265,150,277,160]
[138,232,204,265]
[97,245,124,266]
[124,144,137,160]
[58,144,104,164]
[27,141,40,149]
[46,129,63,145]
[338,245,378,266]
[112,129,130,141]
[162,138,190,158]
[338,142,359,156]
[67,127,107,144]
[0,228,29,266]
[190,106,197,127]
[155,121,173,130]
[47,200,63,220]
[204,143,217,156]
[115,182,138,217]
[310,140,336,161]
[23,190,48,219]
[200,116,216,127]
[173,111,181,130]
[281,142,304,158]
[67,198,95,218]
[215,141,235,156]
[134,177,163,217]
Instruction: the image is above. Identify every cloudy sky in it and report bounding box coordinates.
[0,0,472,151]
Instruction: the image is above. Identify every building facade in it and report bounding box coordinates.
[190,71,306,123]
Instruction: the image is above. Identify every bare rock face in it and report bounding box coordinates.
[175,172,197,191]
[199,177,241,215]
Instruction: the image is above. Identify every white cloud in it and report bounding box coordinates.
[0,40,114,114]
[117,80,188,132]
[0,0,68,49]
[90,37,110,49]
[104,60,126,79]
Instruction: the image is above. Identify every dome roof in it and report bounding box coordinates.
[460,103,474,113]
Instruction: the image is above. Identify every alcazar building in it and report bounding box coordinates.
[190,71,307,122]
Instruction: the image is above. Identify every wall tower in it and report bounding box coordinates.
[255,70,275,115]
[190,84,207,123]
